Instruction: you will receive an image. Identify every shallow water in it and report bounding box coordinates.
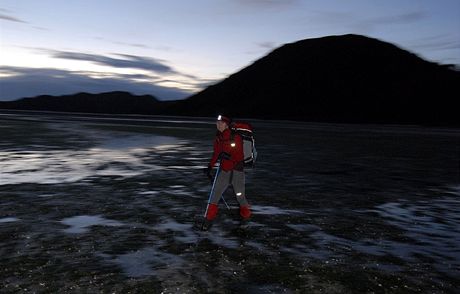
[0,112,459,293]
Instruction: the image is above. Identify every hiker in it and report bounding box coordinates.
[201,115,251,230]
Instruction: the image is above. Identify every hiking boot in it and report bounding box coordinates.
[205,203,219,220]
[239,205,251,219]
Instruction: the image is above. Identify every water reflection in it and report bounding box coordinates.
[371,198,460,276]
[100,247,185,278]
[61,215,124,234]
[0,132,181,185]
[0,217,20,223]
[154,217,197,243]
[251,205,304,215]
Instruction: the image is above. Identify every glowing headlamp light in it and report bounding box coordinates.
[217,115,231,124]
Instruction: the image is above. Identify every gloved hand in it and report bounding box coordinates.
[220,152,231,160]
[203,166,213,182]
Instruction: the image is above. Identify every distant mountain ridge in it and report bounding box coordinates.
[173,34,459,124]
[1,34,459,125]
[0,91,166,114]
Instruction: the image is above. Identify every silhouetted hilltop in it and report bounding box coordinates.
[0,91,166,114]
[174,34,459,124]
[1,34,459,125]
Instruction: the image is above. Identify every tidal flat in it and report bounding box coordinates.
[1,112,459,293]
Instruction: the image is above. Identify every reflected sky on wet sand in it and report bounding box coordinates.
[61,215,124,234]
[0,127,183,185]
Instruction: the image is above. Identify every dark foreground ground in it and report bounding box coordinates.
[0,111,459,293]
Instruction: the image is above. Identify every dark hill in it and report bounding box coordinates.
[172,34,460,124]
[1,34,459,125]
[0,91,166,115]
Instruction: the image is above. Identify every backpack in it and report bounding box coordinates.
[231,121,257,167]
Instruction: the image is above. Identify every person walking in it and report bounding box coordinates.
[201,115,251,230]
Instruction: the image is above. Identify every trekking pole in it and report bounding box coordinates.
[203,164,221,218]
[203,157,231,218]
[215,155,231,210]
[221,194,231,210]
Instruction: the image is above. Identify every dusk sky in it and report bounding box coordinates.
[1,0,459,101]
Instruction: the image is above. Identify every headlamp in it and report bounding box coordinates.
[217,115,231,124]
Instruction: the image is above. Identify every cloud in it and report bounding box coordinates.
[0,12,27,23]
[340,11,427,35]
[46,50,175,74]
[38,49,202,81]
[405,35,460,65]
[234,0,299,8]
[94,37,153,49]
[0,66,193,101]
[117,42,151,49]
[409,35,460,51]
[308,10,427,33]
[359,11,426,27]
[257,41,277,50]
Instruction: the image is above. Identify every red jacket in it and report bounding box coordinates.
[209,128,244,171]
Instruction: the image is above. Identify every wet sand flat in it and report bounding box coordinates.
[1,112,459,293]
